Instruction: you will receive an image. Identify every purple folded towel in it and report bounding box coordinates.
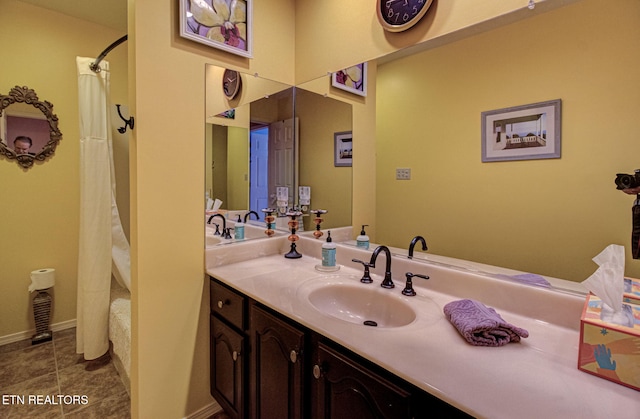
[494,273,551,288]
[443,299,529,347]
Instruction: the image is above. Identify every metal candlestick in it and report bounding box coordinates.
[284,210,303,259]
[310,209,327,239]
[261,208,276,237]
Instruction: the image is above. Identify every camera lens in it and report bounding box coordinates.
[619,175,634,188]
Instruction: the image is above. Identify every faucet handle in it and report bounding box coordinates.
[223,227,233,240]
[351,259,373,284]
[402,272,429,296]
[212,223,221,236]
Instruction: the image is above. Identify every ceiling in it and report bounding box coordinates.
[17,0,127,32]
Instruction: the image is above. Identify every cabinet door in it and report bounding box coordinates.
[250,304,306,419]
[312,342,412,419]
[211,315,245,419]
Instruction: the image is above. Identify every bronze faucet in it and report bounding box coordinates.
[369,246,394,288]
[207,214,226,235]
[244,210,259,223]
[408,236,428,258]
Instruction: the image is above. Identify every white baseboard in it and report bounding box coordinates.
[185,400,223,419]
[0,319,77,346]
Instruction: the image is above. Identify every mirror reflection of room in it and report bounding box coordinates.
[4,103,49,155]
[205,70,353,233]
[0,86,63,169]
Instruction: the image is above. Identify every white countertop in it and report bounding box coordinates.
[206,236,640,419]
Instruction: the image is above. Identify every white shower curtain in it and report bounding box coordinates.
[76,56,131,360]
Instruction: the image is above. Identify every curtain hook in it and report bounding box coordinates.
[116,104,134,134]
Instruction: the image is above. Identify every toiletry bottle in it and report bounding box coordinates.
[356,225,370,250]
[234,215,245,240]
[322,231,337,267]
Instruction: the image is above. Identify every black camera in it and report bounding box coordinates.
[615,170,640,190]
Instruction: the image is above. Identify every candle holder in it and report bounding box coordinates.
[261,208,277,237]
[309,209,327,239]
[284,210,303,259]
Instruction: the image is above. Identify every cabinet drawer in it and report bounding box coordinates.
[210,278,246,329]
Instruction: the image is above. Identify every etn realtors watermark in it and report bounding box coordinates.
[2,394,89,405]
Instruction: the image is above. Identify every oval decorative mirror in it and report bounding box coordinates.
[0,86,62,169]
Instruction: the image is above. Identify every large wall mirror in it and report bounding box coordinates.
[205,65,352,232]
[0,86,62,169]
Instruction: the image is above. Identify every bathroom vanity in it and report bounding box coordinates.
[206,235,640,418]
[209,276,469,418]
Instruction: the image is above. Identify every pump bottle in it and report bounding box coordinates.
[322,231,337,267]
[356,225,370,250]
[234,215,245,240]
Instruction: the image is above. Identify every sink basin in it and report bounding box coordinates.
[307,283,417,328]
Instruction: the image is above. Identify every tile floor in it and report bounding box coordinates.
[0,328,130,418]
[0,328,233,419]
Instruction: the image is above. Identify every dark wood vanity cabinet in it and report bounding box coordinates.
[210,279,247,419]
[249,304,306,419]
[209,276,470,419]
[311,341,412,419]
[211,316,246,418]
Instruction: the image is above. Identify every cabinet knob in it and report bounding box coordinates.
[232,350,240,361]
[289,350,298,363]
[217,300,225,309]
[313,364,322,379]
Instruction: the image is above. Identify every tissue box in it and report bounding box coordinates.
[578,294,640,391]
[624,277,640,305]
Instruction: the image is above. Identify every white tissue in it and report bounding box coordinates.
[29,268,56,292]
[582,244,625,313]
[206,198,214,210]
[213,199,222,211]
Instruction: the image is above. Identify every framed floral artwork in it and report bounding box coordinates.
[332,63,367,97]
[179,0,252,58]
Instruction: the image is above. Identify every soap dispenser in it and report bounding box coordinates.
[322,231,337,268]
[234,215,245,240]
[356,225,370,250]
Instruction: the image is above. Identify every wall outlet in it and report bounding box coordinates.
[396,168,411,180]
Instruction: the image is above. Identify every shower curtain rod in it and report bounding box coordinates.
[89,35,128,73]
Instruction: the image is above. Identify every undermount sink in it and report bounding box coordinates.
[307,283,417,328]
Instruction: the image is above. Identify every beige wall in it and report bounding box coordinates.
[297,89,353,230]
[129,0,295,417]
[0,0,127,338]
[375,0,640,282]
[227,126,249,210]
[130,1,569,416]
[294,0,583,83]
[7,0,637,418]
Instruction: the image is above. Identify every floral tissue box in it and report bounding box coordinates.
[578,293,640,391]
[624,277,640,305]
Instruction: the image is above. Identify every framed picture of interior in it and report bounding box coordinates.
[331,63,367,97]
[179,0,252,58]
[334,131,353,167]
[481,99,562,162]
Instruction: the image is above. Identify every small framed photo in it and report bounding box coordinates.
[334,131,352,167]
[481,99,561,162]
[179,0,252,58]
[331,63,367,97]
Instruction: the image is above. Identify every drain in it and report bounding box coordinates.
[363,320,378,327]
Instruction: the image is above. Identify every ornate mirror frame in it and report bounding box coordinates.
[0,86,62,169]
